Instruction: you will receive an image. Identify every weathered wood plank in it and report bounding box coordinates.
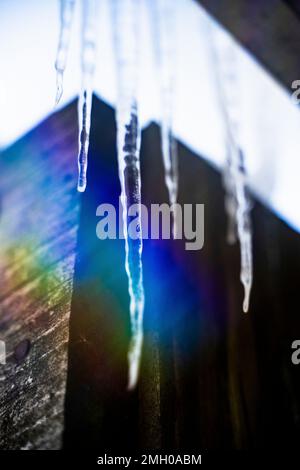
[0,104,80,449]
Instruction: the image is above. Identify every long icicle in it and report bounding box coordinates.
[152,0,179,236]
[55,0,76,105]
[112,0,145,389]
[211,29,253,313]
[77,0,96,192]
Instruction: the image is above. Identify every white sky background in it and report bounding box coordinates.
[0,0,300,233]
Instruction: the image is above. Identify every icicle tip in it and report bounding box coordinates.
[127,359,139,391]
[242,283,251,313]
[55,70,64,106]
[55,87,63,106]
[127,337,143,391]
[77,183,86,193]
[227,229,237,245]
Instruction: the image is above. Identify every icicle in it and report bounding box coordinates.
[55,0,76,105]
[112,0,145,389]
[211,29,253,313]
[152,0,179,236]
[232,148,253,313]
[77,0,97,192]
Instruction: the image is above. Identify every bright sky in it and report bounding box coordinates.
[1,0,300,233]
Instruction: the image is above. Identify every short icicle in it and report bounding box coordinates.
[77,0,97,192]
[55,0,76,105]
[112,0,145,389]
[152,0,179,237]
[211,29,253,313]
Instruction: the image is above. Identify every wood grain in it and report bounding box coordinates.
[0,104,80,449]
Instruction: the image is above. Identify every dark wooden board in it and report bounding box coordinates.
[196,0,300,92]
[64,98,300,449]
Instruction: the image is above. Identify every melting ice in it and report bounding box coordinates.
[211,28,253,313]
[112,0,145,389]
[151,0,179,236]
[77,0,96,192]
[55,0,76,105]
